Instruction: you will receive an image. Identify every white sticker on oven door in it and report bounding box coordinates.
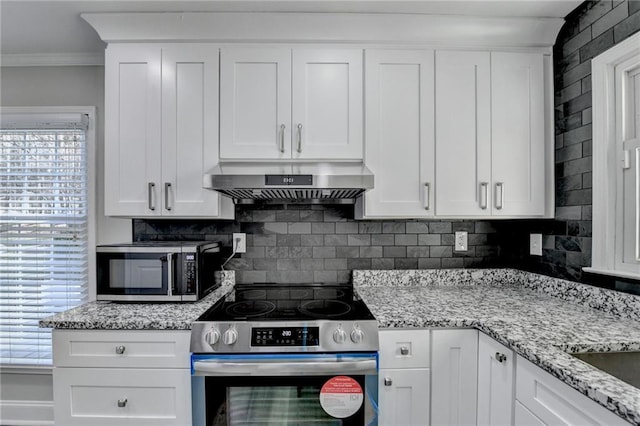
[319,376,363,418]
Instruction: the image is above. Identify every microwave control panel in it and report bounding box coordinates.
[251,327,319,347]
[183,254,197,293]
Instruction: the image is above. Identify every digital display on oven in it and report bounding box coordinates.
[251,327,319,347]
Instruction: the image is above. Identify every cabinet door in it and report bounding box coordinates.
[161,45,233,218]
[491,52,545,216]
[292,49,363,160]
[431,329,479,426]
[435,51,491,216]
[477,333,514,426]
[360,50,435,218]
[104,44,162,216]
[379,368,430,426]
[220,47,291,159]
[516,356,629,425]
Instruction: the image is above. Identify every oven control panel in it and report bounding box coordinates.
[251,327,320,347]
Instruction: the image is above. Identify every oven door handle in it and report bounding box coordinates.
[192,357,377,376]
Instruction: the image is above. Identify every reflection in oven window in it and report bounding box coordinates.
[216,386,342,425]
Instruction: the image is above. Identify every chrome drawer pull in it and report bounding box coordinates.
[384,377,393,386]
[400,346,409,356]
[297,123,303,153]
[423,183,430,210]
[495,182,504,210]
[117,398,128,408]
[164,182,172,211]
[148,182,156,211]
[479,182,488,210]
[115,345,126,355]
[279,124,286,153]
[495,352,507,363]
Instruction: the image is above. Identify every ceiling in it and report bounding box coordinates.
[0,0,583,62]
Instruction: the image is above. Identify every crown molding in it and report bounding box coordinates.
[1,53,104,67]
[82,12,564,48]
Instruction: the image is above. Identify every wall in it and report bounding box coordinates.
[135,206,507,284]
[499,0,640,292]
[0,65,130,425]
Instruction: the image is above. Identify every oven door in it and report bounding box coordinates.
[191,353,379,426]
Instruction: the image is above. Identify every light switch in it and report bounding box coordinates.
[530,233,542,256]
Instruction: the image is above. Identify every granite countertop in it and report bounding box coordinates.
[39,271,235,330]
[353,268,640,425]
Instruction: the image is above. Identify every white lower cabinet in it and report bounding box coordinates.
[379,329,628,426]
[477,333,515,426]
[515,355,629,425]
[378,329,430,425]
[53,368,191,426]
[52,330,192,426]
[431,329,479,426]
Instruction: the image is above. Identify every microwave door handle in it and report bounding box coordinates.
[192,358,377,376]
[166,252,176,297]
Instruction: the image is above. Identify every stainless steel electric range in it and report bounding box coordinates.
[190,283,379,426]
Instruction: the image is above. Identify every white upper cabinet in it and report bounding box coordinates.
[358,49,435,218]
[219,47,292,159]
[435,50,492,216]
[220,47,363,160]
[435,50,546,217]
[105,44,234,218]
[105,44,162,217]
[491,52,545,216]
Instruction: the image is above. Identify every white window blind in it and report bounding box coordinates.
[1,112,90,365]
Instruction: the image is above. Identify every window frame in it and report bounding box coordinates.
[587,32,640,280]
[0,106,97,366]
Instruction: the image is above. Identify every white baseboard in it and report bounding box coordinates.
[0,400,54,425]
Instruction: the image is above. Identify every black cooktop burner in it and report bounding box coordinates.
[198,283,375,322]
[225,301,276,318]
[299,300,352,318]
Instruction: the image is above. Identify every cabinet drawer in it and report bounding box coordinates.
[379,329,429,369]
[516,356,628,425]
[53,330,190,368]
[53,368,192,426]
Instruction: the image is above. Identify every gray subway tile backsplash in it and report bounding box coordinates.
[134,205,504,284]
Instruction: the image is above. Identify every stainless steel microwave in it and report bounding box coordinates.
[96,241,222,302]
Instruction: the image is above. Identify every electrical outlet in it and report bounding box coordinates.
[455,231,468,251]
[530,233,542,256]
[233,233,246,253]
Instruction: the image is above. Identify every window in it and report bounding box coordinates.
[0,107,95,365]
[588,32,640,280]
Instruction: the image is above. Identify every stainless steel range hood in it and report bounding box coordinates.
[203,161,374,204]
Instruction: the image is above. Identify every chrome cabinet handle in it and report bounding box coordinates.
[297,123,303,153]
[148,182,156,211]
[279,124,286,153]
[479,182,488,210]
[400,346,409,355]
[115,345,126,354]
[384,377,393,386]
[495,182,504,210]
[164,182,172,211]
[117,398,128,408]
[423,183,430,210]
[495,352,507,363]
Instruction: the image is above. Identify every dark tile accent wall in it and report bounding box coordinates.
[501,0,640,290]
[134,205,505,284]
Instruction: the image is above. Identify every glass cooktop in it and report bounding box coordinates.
[198,283,376,322]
